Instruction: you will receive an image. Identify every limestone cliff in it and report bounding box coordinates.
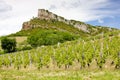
[38,9,57,20]
[22,22,31,30]
[22,9,90,32]
[37,9,89,32]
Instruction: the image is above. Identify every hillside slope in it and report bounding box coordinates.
[1,32,120,69]
[9,9,117,38]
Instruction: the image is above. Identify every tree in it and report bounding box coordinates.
[1,37,16,53]
[27,30,77,47]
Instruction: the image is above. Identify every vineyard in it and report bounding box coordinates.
[0,34,120,70]
[1,7,120,80]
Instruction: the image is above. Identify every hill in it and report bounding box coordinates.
[0,9,120,80]
[9,9,117,38]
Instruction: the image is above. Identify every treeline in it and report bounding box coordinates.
[0,30,78,53]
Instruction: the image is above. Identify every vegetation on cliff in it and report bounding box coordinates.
[27,30,78,47]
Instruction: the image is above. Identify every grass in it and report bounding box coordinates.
[14,37,27,43]
[10,18,116,38]
[0,69,119,80]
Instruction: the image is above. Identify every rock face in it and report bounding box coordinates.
[38,9,57,20]
[23,9,89,32]
[22,22,31,30]
[38,9,67,22]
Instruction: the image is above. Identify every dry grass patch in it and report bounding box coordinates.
[15,37,27,43]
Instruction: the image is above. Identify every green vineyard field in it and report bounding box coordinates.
[0,35,119,70]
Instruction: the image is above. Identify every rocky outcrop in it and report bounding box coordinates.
[38,9,68,22]
[22,9,89,32]
[22,22,31,30]
[38,9,57,20]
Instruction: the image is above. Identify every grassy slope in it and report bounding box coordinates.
[85,30,120,40]
[9,19,88,38]
[9,18,117,38]
[14,37,27,43]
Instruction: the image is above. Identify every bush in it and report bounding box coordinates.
[27,30,78,47]
[1,37,16,53]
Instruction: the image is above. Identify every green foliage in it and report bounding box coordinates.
[0,50,5,55]
[27,30,78,47]
[0,33,119,70]
[9,18,88,38]
[1,37,16,53]
[17,45,32,51]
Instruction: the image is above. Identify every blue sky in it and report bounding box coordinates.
[87,0,120,29]
[0,0,120,35]
[87,16,120,29]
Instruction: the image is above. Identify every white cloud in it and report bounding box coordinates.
[0,0,12,12]
[98,19,104,23]
[0,0,12,20]
[48,0,112,21]
[0,0,119,35]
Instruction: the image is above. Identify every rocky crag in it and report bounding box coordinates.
[22,9,89,32]
[22,9,113,35]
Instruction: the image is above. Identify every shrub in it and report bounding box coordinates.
[27,30,78,47]
[1,37,16,53]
